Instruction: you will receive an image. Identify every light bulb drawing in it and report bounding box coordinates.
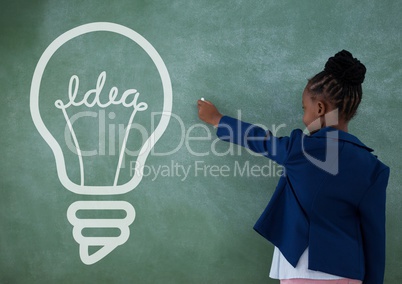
[30,22,172,264]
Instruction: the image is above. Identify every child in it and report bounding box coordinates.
[197,50,389,284]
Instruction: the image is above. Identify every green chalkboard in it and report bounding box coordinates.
[1,0,401,283]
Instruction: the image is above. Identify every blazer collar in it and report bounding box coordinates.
[311,127,374,152]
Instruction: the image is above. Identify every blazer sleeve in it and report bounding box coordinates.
[216,115,295,165]
[358,166,390,284]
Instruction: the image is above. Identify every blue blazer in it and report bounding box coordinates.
[216,116,389,284]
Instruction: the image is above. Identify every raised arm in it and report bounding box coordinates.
[197,100,293,165]
[197,99,223,127]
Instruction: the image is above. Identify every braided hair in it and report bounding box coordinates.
[307,50,366,122]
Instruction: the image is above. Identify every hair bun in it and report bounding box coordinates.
[324,50,366,86]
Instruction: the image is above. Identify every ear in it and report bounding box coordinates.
[316,101,326,116]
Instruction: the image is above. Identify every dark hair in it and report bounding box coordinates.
[307,50,366,121]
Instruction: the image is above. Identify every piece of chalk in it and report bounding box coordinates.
[201,97,205,101]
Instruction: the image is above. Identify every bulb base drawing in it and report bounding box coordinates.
[67,200,136,265]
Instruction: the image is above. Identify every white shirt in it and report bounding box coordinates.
[269,246,344,279]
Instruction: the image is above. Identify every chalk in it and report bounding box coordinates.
[201,97,205,101]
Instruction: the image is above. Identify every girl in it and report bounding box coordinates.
[197,50,389,284]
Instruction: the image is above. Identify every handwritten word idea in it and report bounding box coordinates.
[55,71,148,111]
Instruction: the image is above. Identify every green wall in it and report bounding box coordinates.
[1,0,401,283]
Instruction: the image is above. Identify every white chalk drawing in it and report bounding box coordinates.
[67,201,136,265]
[30,22,172,264]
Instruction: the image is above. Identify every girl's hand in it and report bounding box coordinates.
[197,99,223,127]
